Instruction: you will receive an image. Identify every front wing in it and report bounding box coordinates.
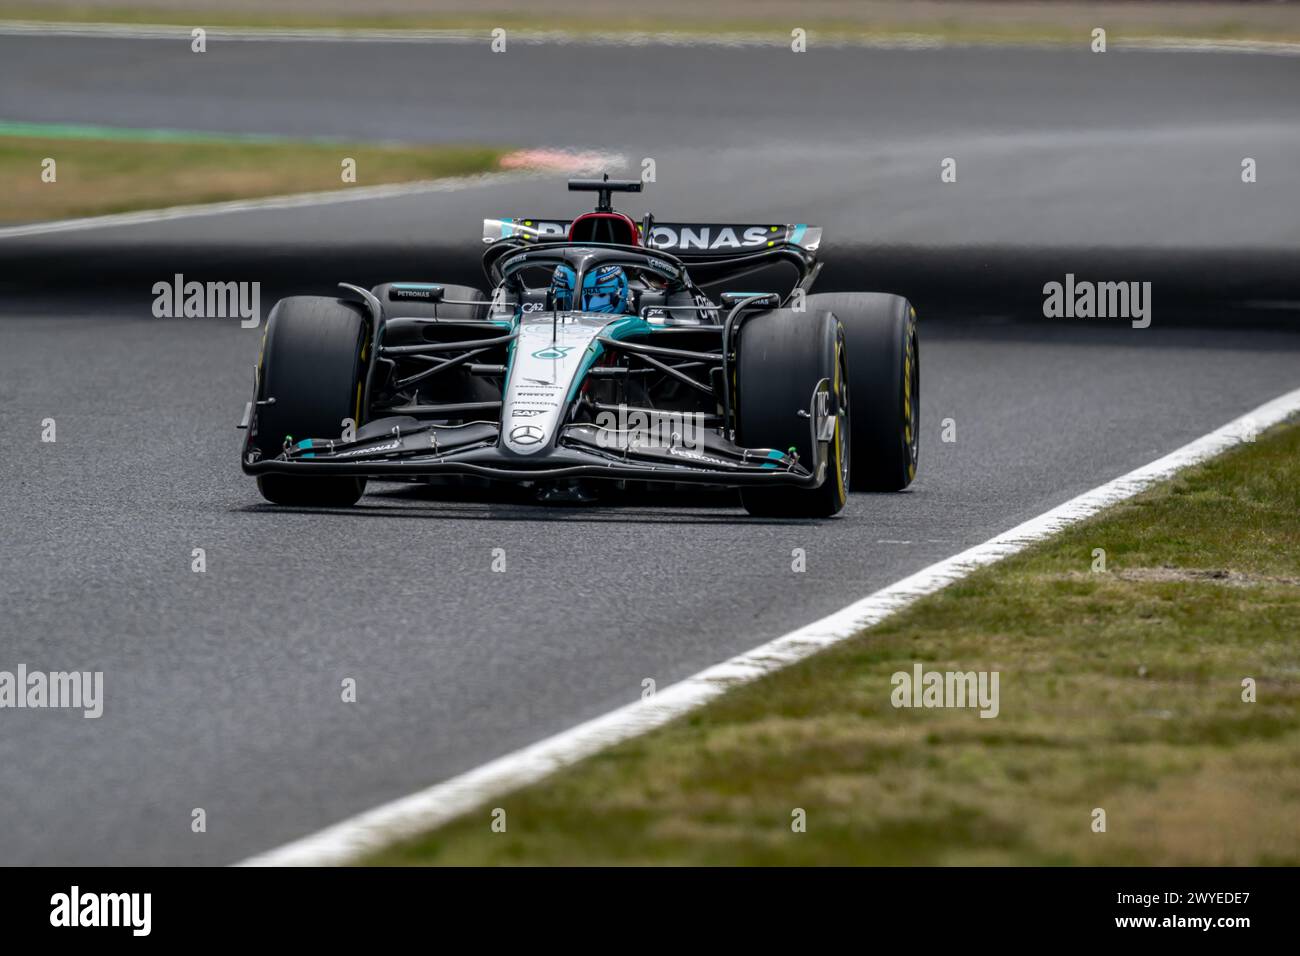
[242,383,835,489]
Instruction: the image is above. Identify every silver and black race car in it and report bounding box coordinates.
[239,177,918,517]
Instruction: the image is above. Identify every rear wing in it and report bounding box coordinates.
[482,218,822,256]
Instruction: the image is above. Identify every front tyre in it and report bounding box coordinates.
[248,296,369,507]
[736,309,850,518]
[804,293,919,491]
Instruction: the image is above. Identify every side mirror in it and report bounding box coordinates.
[387,283,444,303]
[720,292,780,309]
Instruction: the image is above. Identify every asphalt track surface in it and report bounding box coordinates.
[1,33,1299,865]
[3,36,1300,309]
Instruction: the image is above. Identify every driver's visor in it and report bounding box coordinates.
[583,291,617,311]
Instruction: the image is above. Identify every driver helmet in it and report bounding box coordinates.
[550,264,630,314]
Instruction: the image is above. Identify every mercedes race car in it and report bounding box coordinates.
[239,177,918,517]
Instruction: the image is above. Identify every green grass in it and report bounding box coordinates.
[0,131,509,223]
[368,418,1300,865]
[3,3,1298,46]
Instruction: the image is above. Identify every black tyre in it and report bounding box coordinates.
[804,293,918,491]
[736,309,849,518]
[370,282,488,321]
[250,296,369,507]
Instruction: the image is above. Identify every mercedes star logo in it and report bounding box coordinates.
[510,425,545,445]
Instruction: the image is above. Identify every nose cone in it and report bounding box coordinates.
[500,313,617,456]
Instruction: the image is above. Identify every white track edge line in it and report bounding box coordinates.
[237,385,1300,866]
[2,20,1299,55]
[0,174,519,240]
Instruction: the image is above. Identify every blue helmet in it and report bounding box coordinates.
[550,264,630,314]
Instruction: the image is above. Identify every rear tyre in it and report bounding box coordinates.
[249,296,369,507]
[736,309,850,518]
[804,293,918,491]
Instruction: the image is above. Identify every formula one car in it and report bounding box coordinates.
[239,177,918,517]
